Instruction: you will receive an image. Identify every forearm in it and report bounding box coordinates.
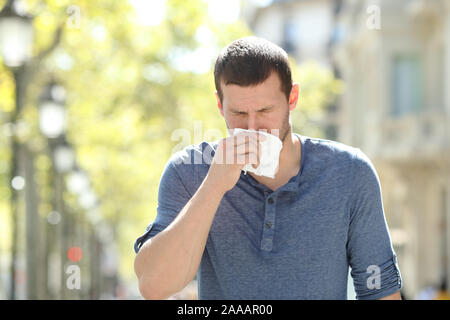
[134,174,225,299]
[379,291,402,300]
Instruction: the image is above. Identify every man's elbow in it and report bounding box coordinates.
[134,254,163,299]
[138,277,170,300]
[139,281,164,300]
[135,259,175,299]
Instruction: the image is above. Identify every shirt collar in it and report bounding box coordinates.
[241,132,306,194]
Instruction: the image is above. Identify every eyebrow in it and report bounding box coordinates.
[229,105,274,113]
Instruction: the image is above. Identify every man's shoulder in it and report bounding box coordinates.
[300,135,379,195]
[301,135,360,164]
[168,139,220,167]
[159,140,220,194]
[301,135,378,185]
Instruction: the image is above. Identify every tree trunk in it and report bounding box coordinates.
[23,145,41,299]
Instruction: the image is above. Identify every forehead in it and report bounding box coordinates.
[221,72,286,109]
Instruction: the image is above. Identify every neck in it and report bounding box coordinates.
[278,128,299,167]
[248,128,301,187]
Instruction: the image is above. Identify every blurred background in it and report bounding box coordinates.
[0,0,448,300]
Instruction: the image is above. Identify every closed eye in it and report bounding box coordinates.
[230,106,273,115]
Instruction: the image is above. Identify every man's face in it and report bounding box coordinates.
[216,71,299,143]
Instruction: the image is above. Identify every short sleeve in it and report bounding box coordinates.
[347,148,402,300]
[134,156,193,254]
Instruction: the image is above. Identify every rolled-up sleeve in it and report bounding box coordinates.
[134,154,193,254]
[347,148,402,300]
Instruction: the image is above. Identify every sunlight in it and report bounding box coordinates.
[208,0,240,24]
[169,46,217,74]
[129,0,166,27]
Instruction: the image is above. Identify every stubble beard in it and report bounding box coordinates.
[278,106,292,144]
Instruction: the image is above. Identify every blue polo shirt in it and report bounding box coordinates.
[134,133,402,300]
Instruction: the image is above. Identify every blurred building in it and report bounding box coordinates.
[243,0,335,68]
[243,0,450,299]
[332,0,450,299]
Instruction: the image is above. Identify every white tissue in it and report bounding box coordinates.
[232,128,283,179]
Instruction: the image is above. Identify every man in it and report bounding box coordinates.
[133,36,402,300]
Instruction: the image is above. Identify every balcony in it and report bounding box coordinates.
[374,111,450,163]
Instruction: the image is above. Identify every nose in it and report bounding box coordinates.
[247,114,258,131]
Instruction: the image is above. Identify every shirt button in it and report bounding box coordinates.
[268,198,274,204]
[265,222,272,229]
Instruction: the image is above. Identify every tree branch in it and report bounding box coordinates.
[34,20,66,63]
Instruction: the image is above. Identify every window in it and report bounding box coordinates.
[391,55,424,117]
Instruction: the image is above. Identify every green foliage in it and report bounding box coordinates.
[291,60,343,139]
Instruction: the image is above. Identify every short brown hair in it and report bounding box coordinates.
[214,36,293,103]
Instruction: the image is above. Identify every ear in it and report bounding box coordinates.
[288,83,299,112]
[215,91,224,117]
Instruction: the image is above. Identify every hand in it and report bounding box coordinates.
[205,131,266,194]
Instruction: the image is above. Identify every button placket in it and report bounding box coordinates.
[261,194,277,252]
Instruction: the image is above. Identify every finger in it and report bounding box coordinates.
[244,150,260,168]
[235,142,259,165]
[233,133,259,148]
[229,136,259,158]
[233,131,267,145]
[257,132,267,142]
[219,137,253,165]
[235,140,259,156]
